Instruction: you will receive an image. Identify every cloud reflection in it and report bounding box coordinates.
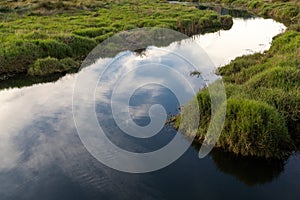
[0,17,288,199]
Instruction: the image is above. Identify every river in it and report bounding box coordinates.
[0,12,299,200]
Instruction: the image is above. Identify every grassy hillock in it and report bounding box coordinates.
[0,0,232,76]
[175,0,300,159]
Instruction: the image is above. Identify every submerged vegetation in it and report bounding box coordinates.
[0,0,233,77]
[175,0,300,159]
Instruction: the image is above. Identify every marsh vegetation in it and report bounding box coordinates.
[0,0,232,76]
[175,0,300,159]
[1,0,299,159]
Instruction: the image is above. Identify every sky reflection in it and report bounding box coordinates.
[0,17,296,200]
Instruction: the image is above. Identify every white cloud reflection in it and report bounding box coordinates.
[0,16,286,195]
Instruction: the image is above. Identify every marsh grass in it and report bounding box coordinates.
[189,31,300,158]
[219,98,292,159]
[176,87,294,159]
[176,0,300,158]
[198,0,300,25]
[28,57,79,76]
[0,0,233,76]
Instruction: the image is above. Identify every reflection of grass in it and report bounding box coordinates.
[0,73,64,90]
[209,148,284,186]
[176,0,300,159]
[191,142,285,186]
[0,0,233,77]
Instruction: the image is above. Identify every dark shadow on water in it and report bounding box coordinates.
[192,142,285,186]
[197,4,255,19]
[0,72,73,90]
[210,149,285,186]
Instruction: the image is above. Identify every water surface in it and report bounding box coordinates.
[1,16,299,200]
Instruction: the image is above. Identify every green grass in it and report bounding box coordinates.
[198,0,300,26]
[1,0,299,159]
[176,87,294,159]
[175,0,300,159]
[28,57,79,76]
[218,98,292,159]
[189,31,300,159]
[245,66,300,90]
[0,0,233,76]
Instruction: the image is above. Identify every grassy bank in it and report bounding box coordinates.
[0,0,232,77]
[175,0,300,159]
[198,0,300,26]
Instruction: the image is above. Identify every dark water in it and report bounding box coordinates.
[197,4,255,19]
[1,16,299,200]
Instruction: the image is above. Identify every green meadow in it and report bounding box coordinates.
[0,0,232,76]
